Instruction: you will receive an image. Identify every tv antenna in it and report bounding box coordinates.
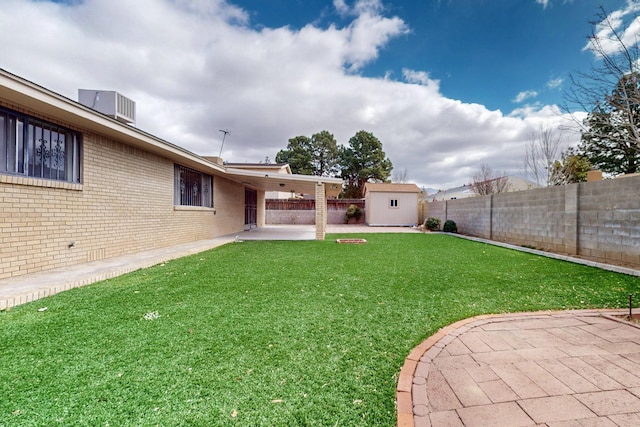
[219,129,230,157]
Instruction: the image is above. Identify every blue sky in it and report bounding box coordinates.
[1,0,638,190]
[234,0,614,113]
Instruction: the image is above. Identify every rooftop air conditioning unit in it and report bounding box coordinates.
[78,89,136,125]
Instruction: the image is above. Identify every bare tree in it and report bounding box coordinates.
[392,168,409,183]
[471,163,509,196]
[523,125,564,186]
[564,5,640,170]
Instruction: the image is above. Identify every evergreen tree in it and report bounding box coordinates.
[275,136,314,175]
[310,130,340,177]
[579,74,640,174]
[339,130,392,198]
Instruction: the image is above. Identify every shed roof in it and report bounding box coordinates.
[364,183,421,194]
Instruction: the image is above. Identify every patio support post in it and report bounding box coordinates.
[315,182,326,240]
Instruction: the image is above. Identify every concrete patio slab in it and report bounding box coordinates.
[400,311,640,427]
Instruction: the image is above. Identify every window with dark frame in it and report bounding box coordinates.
[174,164,213,207]
[0,107,81,183]
[390,199,398,208]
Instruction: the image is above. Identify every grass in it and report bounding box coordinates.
[1,233,639,426]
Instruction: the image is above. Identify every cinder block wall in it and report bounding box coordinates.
[421,202,446,225]
[422,176,640,268]
[444,197,491,239]
[0,107,245,280]
[578,176,640,266]
[492,186,569,252]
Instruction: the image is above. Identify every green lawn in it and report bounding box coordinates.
[1,234,638,426]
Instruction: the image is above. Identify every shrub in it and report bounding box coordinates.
[443,220,457,233]
[344,204,363,223]
[425,217,441,231]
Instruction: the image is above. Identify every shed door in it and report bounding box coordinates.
[244,188,257,230]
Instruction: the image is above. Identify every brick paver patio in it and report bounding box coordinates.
[398,311,640,427]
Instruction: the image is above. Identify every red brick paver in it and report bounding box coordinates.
[398,310,640,427]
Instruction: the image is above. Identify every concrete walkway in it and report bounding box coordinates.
[0,235,237,310]
[397,310,640,427]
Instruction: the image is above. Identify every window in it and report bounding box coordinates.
[0,107,81,183]
[174,164,213,207]
[390,199,398,208]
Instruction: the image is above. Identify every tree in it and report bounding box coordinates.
[392,168,409,183]
[340,130,393,198]
[309,130,340,177]
[549,147,592,185]
[579,79,640,174]
[564,6,640,174]
[275,136,314,175]
[275,131,340,177]
[471,163,508,196]
[523,125,563,186]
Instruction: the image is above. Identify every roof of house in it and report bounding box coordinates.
[427,176,539,201]
[364,183,421,194]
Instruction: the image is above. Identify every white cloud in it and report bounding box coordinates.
[536,0,551,9]
[334,0,350,16]
[340,9,409,71]
[353,0,385,15]
[334,0,385,16]
[0,0,575,190]
[513,90,539,103]
[584,1,640,57]
[546,77,564,89]
[402,69,439,88]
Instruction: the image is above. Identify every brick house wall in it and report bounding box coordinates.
[0,103,245,280]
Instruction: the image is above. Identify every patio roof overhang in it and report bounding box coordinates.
[224,168,343,198]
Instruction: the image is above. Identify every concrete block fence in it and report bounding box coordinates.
[421,175,640,268]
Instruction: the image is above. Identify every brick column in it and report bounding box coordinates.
[315,182,326,240]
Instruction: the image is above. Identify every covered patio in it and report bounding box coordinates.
[223,167,343,240]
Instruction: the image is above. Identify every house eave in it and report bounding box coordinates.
[0,68,225,175]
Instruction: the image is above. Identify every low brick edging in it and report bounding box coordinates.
[395,309,635,427]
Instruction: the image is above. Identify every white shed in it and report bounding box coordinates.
[364,183,420,226]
